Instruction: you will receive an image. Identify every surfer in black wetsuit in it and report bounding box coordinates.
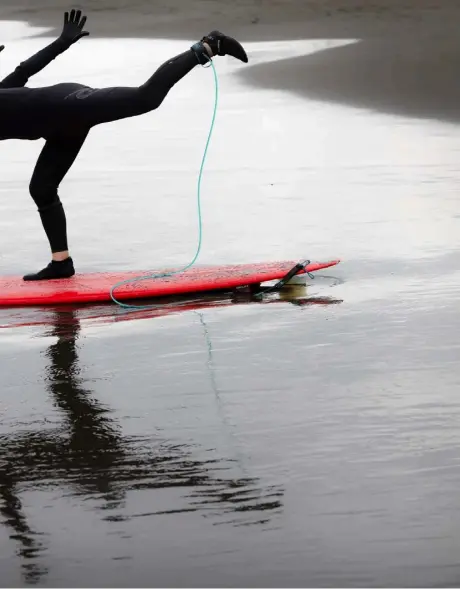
[0,9,248,281]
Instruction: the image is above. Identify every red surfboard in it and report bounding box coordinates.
[0,259,340,307]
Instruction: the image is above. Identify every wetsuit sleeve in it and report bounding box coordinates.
[0,38,70,88]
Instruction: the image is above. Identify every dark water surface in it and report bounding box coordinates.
[1,31,460,588]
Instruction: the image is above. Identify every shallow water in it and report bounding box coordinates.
[1,26,460,588]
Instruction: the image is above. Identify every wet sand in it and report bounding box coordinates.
[240,32,460,123]
[0,0,458,41]
[1,2,460,588]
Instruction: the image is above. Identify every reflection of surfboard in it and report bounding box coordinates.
[0,259,340,307]
[0,292,344,330]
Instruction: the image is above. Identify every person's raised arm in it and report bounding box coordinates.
[0,9,89,89]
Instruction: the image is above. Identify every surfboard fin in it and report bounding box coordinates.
[249,260,315,299]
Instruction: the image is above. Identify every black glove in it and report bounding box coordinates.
[59,9,89,46]
[0,45,4,53]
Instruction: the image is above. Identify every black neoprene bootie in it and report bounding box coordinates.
[23,257,75,281]
[191,31,248,65]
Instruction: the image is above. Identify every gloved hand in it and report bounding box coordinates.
[0,45,4,53]
[59,9,89,46]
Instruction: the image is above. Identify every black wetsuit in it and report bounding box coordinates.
[0,38,198,254]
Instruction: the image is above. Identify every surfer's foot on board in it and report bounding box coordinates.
[23,257,75,281]
[192,31,248,65]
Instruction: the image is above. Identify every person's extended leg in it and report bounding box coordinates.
[135,32,248,114]
[46,33,248,128]
[23,132,89,281]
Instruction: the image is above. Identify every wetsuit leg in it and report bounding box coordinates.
[56,50,200,128]
[23,133,89,281]
[29,133,88,252]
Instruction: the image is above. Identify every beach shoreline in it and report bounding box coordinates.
[2,1,459,123]
[0,0,457,42]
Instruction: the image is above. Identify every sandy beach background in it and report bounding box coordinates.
[0,0,456,40]
[2,1,460,122]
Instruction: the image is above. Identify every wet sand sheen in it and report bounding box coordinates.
[1,285,460,587]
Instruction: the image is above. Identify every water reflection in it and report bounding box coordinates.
[0,283,343,330]
[0,467,46,585]
[0,288,343,584]
[0,309,265,583]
